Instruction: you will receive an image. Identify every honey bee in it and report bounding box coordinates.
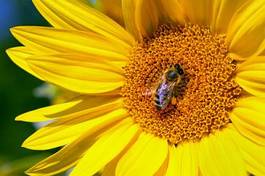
[154,64,184,110]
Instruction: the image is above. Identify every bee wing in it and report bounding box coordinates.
[163,81,176,103]
[156,81,176,109]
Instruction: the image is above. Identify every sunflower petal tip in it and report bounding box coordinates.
[5,48,12,56]
[10,26,20,34]
[21,140,29,148]
[15,115,24,121]
[10,26,33,36]
[14,113,39,122]
[15,113,34,122]
[21,139,37,150]
[25,170,31,176]
[25,167,35,176]
[10,26,27,40]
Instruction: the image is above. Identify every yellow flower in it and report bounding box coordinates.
[6,0,265,175]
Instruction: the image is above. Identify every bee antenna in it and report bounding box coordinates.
[174,64,184,75]
[174,64,180,68]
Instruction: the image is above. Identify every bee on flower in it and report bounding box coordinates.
[6,0,265,176]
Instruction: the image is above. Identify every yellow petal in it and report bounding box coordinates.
[165,146,179,176]
[27,141,87,176]
[15,97,83,122]
[166,143,198,176]
[25,120,132,176]
[102,157,119,176]
[101,128,140,176]
[235,77,265,97]
[10,26,128,59]
[93,0,124,26]
[227,0,265,57]
[32,0,135,47]
[26,54,124,94]
[22,108,128,150]
[71,119,139,176]
[5,47,43,80]
[227,52,246,61]
[211,0,248,33]
[122,0,160,41]
[238,63,265,72]
[230,108,265,146]
[236,71,265,84]
[199,135,220,176]
[230,127,265,176]
[110,61,127,69]
[199,128,247,176]
[32,53,123,73]
[236,96,265,114]
[47,97,123,120]
[16,96,122,122]
[179,143,198,176]
[102,134,138,176]
[159,0,186,25]
[177,0,214,27]
[116,132,168,176]
[7,47,126,83]
[237,56,265,71]
[154,154,168,176]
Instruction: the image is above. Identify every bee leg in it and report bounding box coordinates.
[171,97,177,105]
[171,86,180,105]
[172,86,179,98]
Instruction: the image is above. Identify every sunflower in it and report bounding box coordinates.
[6,0,265,175]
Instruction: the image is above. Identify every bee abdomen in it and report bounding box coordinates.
[154,91,169,110]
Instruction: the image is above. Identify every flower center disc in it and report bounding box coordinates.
[121,24,242,144]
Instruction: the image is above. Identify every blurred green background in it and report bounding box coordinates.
[0,0,51,175]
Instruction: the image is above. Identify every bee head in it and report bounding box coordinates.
[166,64,184,81]
[174,64,184,75]
[166,69,178,81]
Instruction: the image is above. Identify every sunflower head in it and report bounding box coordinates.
[122,23,242,144]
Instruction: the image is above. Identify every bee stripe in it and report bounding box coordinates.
[155,99,161,105]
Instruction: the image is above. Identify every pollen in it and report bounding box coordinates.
[121,24,242,144]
